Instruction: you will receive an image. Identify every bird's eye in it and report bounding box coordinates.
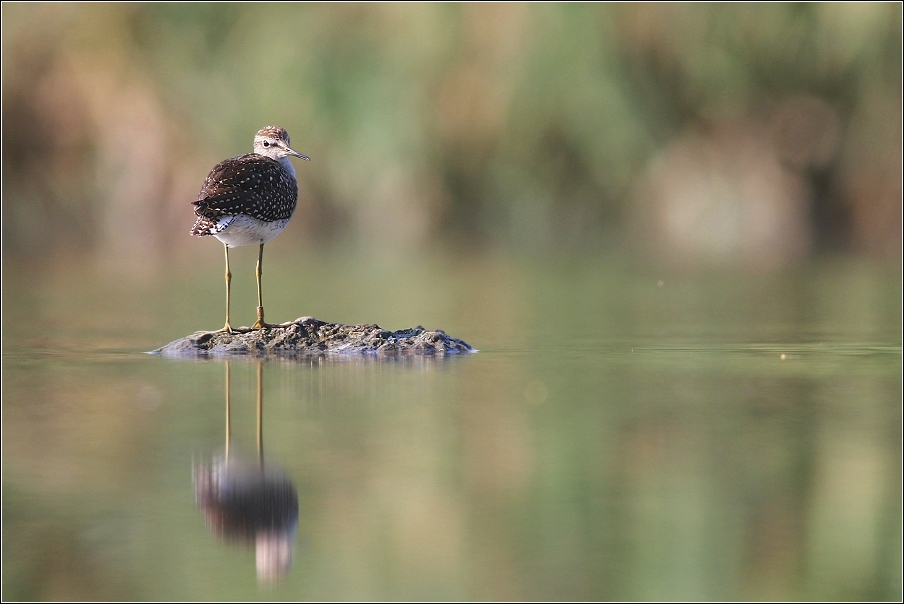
[262,141,270,147]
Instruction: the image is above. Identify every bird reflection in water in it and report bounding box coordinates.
[194,360,299,582]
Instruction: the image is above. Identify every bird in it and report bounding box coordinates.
[191,126,309,333]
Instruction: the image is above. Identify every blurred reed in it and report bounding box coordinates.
[2,3,900,272]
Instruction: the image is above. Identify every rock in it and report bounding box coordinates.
[152,316,475,357]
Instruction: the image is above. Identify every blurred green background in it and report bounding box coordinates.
[3,3,901,268]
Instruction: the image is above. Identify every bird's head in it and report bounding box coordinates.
[253,126,310,161]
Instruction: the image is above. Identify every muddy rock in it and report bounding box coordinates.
[153,316,475,357]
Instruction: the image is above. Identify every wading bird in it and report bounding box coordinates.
[191,126,309,332]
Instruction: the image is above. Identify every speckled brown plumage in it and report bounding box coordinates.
[190,154,298,236]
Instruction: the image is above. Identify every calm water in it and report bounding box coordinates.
[2,252,901,600]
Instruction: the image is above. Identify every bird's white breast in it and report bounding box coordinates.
[212,215,291,248]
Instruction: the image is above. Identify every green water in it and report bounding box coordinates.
[2,252,901,600]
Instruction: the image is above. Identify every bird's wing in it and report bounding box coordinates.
[192,154,297,222]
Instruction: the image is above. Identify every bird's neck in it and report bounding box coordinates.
[277,156,297,180]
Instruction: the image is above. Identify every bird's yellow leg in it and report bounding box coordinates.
[252,242,271,329]
[221,244,234,333]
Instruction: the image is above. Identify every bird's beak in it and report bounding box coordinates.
[285,146,310,161]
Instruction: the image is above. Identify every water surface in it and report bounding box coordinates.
[3,253,901,600]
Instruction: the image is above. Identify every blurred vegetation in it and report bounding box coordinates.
[2,3,901,268]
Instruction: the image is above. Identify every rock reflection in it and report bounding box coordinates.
[193,360,299,583]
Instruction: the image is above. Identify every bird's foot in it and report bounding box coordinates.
[252,307,271,330]
[217,323,253,334]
